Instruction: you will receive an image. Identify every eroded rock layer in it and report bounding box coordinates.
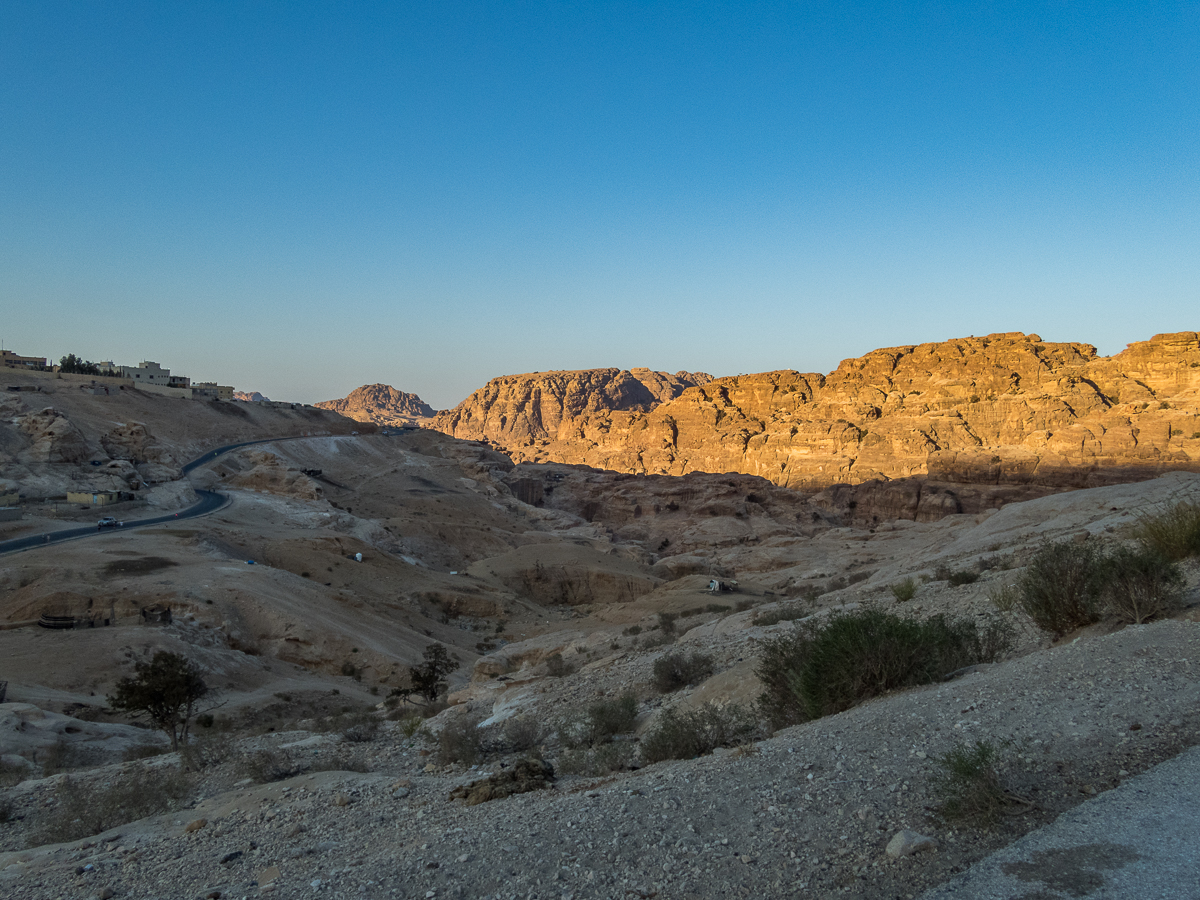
[432,333,1200,519]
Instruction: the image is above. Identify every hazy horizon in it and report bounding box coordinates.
[3,3,1197,409]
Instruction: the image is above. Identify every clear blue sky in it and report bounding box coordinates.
[2,2,1197,408]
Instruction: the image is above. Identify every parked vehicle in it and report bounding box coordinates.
[97,516,122,529]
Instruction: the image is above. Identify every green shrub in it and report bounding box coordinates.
[932,740,1015,825]
[1130,500,1200,561]
[890,578,917,602]
[1015,541,1104,636]
[753,602,808,626]
[641,703,758,763]
[652,651,715,692]
[437,717,483,766]
[1098,545,1184,624]
[756,608,1011,728]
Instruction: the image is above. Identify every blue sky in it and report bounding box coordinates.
[2,2,1197,408]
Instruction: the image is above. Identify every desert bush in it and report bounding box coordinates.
[890,578,917,602]
[935,563,979,586]
[30,768,191,845]
[757,608,1011,728]
[753,602,808,627]
[557,741,635,776]
[122,744,169,762]
[657,612,678,635]
[623,625,642,636]
[933,740,1017,825]
[503,716,544,752]
[39,741,71,777]
[180,733,231,772]
[640,703,758,763]
[1097,545,1184,624]
[652,651,715,692]
[557,692,638,750]
[641,630,676,650]
[1130,500,1200,561]
[1015,541,1104,635]
[0,796,11,823]
[0,758,28,788]
[341,715,380,743]
[395,713,427,739]
[544,653,571,677]
[241,748,303,783]
[988,582,1020,612]
[437,717,483,766]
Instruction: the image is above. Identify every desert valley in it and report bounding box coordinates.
[2,331,1199,900]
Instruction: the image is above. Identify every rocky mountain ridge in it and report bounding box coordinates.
[315,383,435,425]
[429,332,1200,520]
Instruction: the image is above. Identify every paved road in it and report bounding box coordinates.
[0,489,228,554]
[0,433,350,556]
[920,745,1200,899]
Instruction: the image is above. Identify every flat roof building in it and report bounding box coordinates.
[1,350,48,370]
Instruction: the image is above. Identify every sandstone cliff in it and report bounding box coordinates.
[431,333,1200,520]
[316,383,435,426]
[431,367,713,446]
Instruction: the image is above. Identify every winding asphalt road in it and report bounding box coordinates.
[0,434,344,556]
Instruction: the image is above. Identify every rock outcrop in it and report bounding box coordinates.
[432,368,713,448]
[316,383,436,426]
[233,391,269,402]
[432,333,1200,520]
[14,408,90,464]
[101,422,177,467]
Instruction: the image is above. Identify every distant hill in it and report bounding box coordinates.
[234,391,269,402]
[315,383,436,426]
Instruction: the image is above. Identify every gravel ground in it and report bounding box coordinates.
[3,618,1198,900]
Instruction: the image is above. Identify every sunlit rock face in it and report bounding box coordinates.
[316,383,436,426]
[431,333,1200,520]
[431,367,713,449]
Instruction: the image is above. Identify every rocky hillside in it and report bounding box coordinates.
[233,390,269,402]
[431,367,713,446]
[430,332,1200,521]
[316,383,436,425]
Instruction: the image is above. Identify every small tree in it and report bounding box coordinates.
[108,651,208,750]
[410,644,459,702]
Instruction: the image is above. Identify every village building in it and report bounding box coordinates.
[1,350,48,370]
